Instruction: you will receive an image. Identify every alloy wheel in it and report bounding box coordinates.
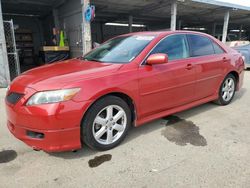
[222,77,235,102]
[92,105,127,145]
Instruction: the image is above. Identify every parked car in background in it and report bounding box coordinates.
[227,40,250,48]
[214,33,249,47]
[233,44,250,69]
[5,31,244,152]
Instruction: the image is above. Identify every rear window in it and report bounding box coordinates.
[212,42,225,54]
[187,34,215,57]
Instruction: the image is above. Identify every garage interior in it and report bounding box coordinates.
[1,0,250,83]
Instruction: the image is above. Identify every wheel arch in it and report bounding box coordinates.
[227,70,239,89]
[81,91,137,128]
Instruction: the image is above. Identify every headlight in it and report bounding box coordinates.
[26,88,80,106]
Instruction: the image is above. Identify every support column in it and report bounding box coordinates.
[81,0,92,55]
[129,15,133,33]
[178,20,182,30]
[170,0,177,31]
[0,0,10,87]
[212,22,217,36]
[222,10,230,43]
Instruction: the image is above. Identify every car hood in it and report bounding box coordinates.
[12,58,123,91]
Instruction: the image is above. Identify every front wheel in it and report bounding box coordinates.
[215,74,236,105]
[81,96,131,150]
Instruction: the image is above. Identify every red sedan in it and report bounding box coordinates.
[5,31,244,152]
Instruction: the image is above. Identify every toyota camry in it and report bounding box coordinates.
[5,31,244,152]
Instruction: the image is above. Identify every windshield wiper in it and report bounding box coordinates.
[79,56,106,63]
[84,58,104,63]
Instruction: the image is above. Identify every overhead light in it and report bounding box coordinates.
[105,22,146,27]
[230,29,245,32]
[183,27,206,31]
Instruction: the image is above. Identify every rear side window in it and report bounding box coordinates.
[150,34,189,61]
[187,34,214,57]
[212,42,225,54]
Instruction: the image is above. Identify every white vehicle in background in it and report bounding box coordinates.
[233,44,250,69]
[227,40,250,47]
[214,33,250,47]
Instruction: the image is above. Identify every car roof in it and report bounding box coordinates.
[122,30,215,39]
[120,30,231,53]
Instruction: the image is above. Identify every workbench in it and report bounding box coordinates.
[39,46,70,64]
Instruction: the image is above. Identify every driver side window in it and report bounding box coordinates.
[150,34,189,61]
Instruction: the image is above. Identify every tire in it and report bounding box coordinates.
[81,96,131,151]
[214,74,236,105]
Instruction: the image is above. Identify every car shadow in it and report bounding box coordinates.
[48,88,247,159]
[124,102,217,144]
[47,146,98,160]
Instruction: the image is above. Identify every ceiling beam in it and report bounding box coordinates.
[2,8,51,17]
[130,0,170,15]
[2,0,52,7]
[52,0,67,8]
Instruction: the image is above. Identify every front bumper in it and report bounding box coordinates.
[7,121,81,152]
[5,87,92,152]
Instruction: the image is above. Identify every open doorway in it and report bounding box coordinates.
[2,0,71,80]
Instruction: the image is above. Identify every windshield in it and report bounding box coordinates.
[83,35,155,64]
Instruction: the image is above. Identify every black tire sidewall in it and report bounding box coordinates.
[81,96,131,150]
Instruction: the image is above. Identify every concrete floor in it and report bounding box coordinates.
[1,71,250,188]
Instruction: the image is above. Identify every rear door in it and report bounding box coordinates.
[138,34,196,118]
[187,34,225,100]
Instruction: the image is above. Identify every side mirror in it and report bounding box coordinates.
[146,53,168,65]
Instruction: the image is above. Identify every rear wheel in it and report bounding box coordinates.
[215,74,236,105]
[81,96,131,150]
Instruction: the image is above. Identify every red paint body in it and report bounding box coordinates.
[5,31,244,152]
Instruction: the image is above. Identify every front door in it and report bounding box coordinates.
[138,34,196,118]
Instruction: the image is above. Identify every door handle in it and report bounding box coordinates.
[222,57,227,62]
[186,64,193,70]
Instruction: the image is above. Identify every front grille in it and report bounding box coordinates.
[6,92,23,104]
